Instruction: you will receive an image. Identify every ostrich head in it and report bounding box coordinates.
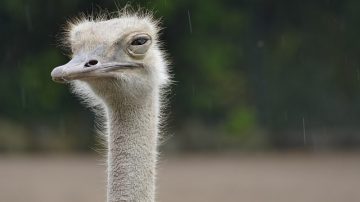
[51,13,169,105]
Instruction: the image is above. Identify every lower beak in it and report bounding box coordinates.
[51,58,142,83]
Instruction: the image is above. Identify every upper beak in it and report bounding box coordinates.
[51,56,143,83]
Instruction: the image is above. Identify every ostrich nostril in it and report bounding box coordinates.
[84,60,98,67]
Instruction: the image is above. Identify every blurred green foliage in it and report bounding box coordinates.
[1,0,360,152]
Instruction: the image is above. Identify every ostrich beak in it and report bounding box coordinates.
[51,56,143,83]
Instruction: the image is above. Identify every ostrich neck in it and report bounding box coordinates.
[106,92,159,202]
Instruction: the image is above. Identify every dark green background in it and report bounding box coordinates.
[1,0,360,152]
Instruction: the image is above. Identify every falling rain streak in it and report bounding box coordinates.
[187,10,193,33]
[25,5,33,32]
[302,117,306,145]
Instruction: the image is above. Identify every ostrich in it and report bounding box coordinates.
[51,10,170,202]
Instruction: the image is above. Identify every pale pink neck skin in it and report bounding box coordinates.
[105,92,159,202]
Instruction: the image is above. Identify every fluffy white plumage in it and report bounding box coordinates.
[52,8,171,202]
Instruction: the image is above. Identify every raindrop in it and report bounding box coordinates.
[187,10,193,33]
[356,68,360,81]
[257,40,264,48]
[25,4,33,32]
[302,117,307,145]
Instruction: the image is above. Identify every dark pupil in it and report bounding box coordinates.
[131,37,148,46]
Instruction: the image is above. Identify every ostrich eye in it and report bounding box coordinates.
[127,34,152,57]
[131,37,149,46]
